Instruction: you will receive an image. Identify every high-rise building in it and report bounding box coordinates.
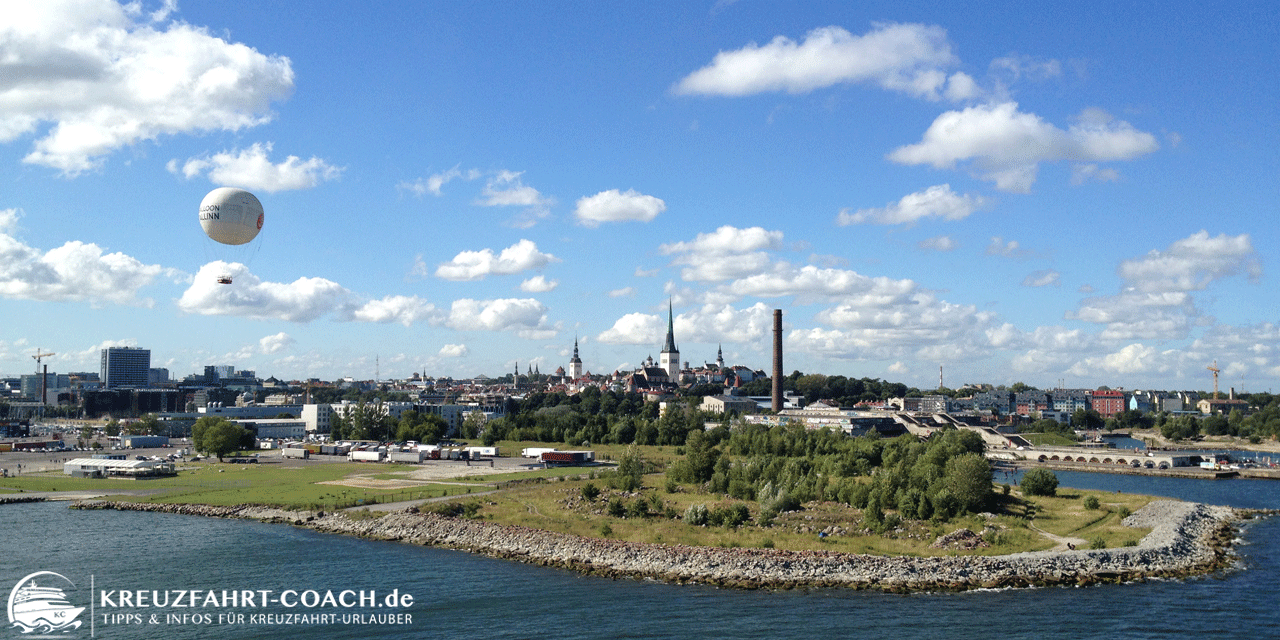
[101,347,151,388]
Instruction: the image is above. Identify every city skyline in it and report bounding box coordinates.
[2,1,1277,392]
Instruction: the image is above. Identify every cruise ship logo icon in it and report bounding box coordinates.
[7,572,84,635]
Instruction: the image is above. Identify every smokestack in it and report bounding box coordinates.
[772,309,783,412]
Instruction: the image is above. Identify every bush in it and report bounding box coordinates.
[1117,506,1132,519]
[1021,468,1059,497]
[607,497,626,518]
[626,498,649,519]
[1090,537,1106,549]
[600,523,613,537]
[581,483,600,501]
[1083,495,1100,510]
[684,503,708,526]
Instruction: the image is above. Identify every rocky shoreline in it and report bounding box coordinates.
[68,498,1259,591]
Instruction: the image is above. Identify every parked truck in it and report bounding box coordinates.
[282,447,310,460]
[348,450,383,462]
[388,450,423,464]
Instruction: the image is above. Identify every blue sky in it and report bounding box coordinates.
[2,0,1277,392]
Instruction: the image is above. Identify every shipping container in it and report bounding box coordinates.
[388,451,423,463]
[348,450,383,462]
[282,448,310,459]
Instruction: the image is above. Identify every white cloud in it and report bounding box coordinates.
[989,55,1062,82]
[259,332,294,354]
[473,171,554,228]
[722,264,915,305]
[836,184,987,225]
[888,102,1158,192]
[1059,232,1261,343]
[1117,230,1260,293]
[439,344,469,357]
[919,235,956,252]
[447,298,550,333]
[399,165,480,196]
[435,239,559,281]
[171,142,342,192]
[634,267,659,277]
[670,303,777,344]
[660,225,784,282]
[347,295,439,326]
[0,208,165,306]
[1021,269,1060,287]
[673,23,964,101]
[475,171,550,207]
[786,287,998,363]
[1071,163,1120,185]
[608,287,636,298]
[597,312,664,345]
[986,236,1025,258]
[574,189,666,227]
[1067,343,1161,377]
[177,262,351,322]
[520,275,558,293]
[2,1,294,174]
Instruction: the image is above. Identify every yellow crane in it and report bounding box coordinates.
[1207,360,1221,400]
[31,349,56,368]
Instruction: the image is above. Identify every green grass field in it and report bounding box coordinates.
[0,461,478,509]
[0,444,1156,554]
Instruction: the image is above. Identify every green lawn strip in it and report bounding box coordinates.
[1020,433,1080,447]
[1025,490,1153,548]
[0,462,477,510]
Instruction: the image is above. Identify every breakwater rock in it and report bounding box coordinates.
[69,499,1247,591]
[0,496,46,506]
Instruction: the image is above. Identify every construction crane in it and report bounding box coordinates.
[31,349,56,369]
[31,349,56,408]
[1207,360,1221,400]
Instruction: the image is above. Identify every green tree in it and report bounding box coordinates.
[193,417,248,461]
[943,453,992,513]
[614,444,644,491]
[1072,408,1104,431]
[1021,468,1059,497]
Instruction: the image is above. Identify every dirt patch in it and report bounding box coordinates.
[319,477,428,490]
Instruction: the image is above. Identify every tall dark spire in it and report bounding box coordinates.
[662,299,677,354]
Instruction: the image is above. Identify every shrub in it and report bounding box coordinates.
[600,523,613,537]
[1090,537,1106,549]
[581,482,600,501]
[1117,506,1132,519]
[1021,468,1059,497]
[1083,495,1100,510]
[607,497,626,518]
[626,498,649,519]
[684,503,709,526]
[760,538,775,549]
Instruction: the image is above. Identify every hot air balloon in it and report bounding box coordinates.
[198,187,263,284]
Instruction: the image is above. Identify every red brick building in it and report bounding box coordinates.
[1089,389,1126,418]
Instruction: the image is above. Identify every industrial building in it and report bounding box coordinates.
[63,457,175,478]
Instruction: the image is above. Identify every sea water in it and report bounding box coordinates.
[2,474,1277,640]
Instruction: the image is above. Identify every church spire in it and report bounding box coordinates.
[662,298,677,354]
